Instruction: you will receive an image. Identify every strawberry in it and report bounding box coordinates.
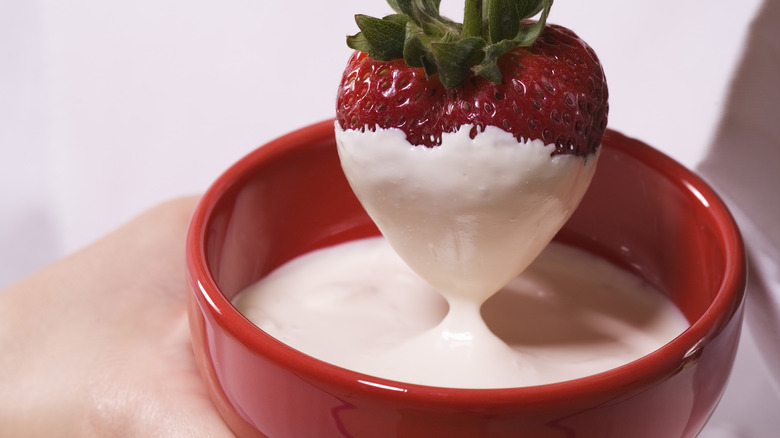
[336,0,608,156]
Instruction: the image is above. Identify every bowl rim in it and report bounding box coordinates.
[186,119,746,408]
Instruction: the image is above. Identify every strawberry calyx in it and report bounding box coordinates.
[347,0,553,88]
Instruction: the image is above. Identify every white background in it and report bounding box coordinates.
[2,1,780,436]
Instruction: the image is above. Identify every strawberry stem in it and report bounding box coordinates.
[347,0,553,88]
[462,0,483,39]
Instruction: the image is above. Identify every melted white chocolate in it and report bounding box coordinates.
[234,238,688,388]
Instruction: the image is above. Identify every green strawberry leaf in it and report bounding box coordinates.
[517,0,546,18]
[488,0,521,43]
[402,24,426,67]
[387,0,415,16]
[353,14,406,60]
[346,32,372,54]
[348,0,554,88]
[512,0,551,45]
[474,39,516,83]
[403,22,436,72]
[432,37,486,88]
[476,0,553,83]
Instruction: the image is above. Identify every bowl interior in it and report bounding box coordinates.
[198,123,741,330]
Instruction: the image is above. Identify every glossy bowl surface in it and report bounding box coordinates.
[186,119,746,438]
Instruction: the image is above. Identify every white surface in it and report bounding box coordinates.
[2,0,779,435]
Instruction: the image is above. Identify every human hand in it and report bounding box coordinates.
[0,197,235,437]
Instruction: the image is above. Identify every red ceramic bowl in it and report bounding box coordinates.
[186,119,746,438]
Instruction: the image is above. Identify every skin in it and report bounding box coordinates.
[0,197,235,438]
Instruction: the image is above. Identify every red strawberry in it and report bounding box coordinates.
[336,0,608,156]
